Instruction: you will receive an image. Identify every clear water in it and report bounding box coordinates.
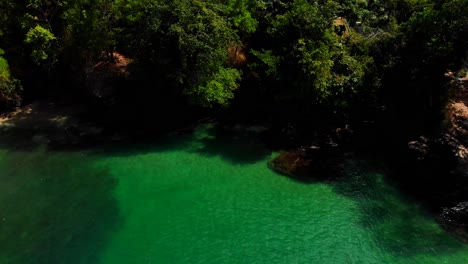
[0,124,467,264]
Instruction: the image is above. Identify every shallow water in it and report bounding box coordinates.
[0,124,467,264]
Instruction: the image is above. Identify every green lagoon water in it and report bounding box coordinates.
[1,124,468,264]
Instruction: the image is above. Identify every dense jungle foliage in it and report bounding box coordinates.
[0,0,467,132]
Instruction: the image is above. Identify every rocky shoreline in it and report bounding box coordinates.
[266,72,468,240]
[267,126,353,182]
[430,75,468,239]
[0,100,124,151]
[0,100,204,150]
[1,77,467,240]
[266,124,468,241]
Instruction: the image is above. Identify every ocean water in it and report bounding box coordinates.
[0,124,467,264]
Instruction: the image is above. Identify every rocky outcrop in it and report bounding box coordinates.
[406,133,468,233]
[442,202,468,241]
[439,76,468,233]
[268,126,353,182]
[268,148,313,179]
[408,134,467,171]
[408,70,468,236]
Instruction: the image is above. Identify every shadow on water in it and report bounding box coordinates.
[0,100,271,164]
[332,160,466,257]
[89,123,272,165]
[185,123,272,165]
[2,114,466,262]
[0,149,121,264]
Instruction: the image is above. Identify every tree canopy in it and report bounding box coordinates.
[0,0,466,116]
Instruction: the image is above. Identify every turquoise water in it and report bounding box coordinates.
[0,124,468,263]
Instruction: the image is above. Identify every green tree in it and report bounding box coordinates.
[63,0,121,61]
[222,0,265,34]
[0,49,22,103]
[21,0,67,68]
[24,25,57,64]
[250,0,373,109]
[131,0,242,107]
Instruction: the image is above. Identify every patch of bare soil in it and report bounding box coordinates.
[91,52,133,76]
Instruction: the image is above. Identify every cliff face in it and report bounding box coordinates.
[406,71,468,197]
[439,70,468,237]
[447,71,468,178]
[445,70,468,183]
[446,72,468,148]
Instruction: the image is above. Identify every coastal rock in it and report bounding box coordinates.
[434,134,468,181]
[333,125,354,146]
[442,202,468,239]
[443,202,468,226]
[268,139,347,182]
[407,133,467,168]
[268,149,311,179]
[408,136,430,160]
[406,75,468,239]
